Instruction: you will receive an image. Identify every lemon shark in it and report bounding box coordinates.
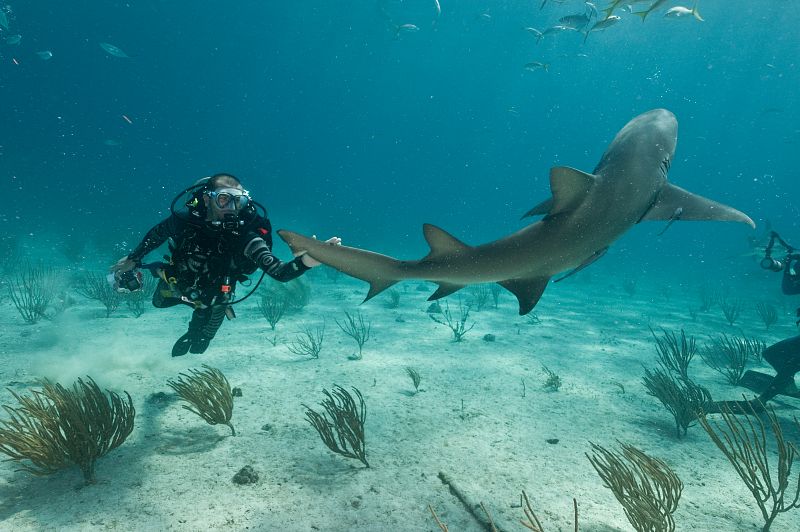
[278,109,754,315]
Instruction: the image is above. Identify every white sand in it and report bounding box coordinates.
[1,266,799,531]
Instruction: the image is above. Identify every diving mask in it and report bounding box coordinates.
[209,188,250,210]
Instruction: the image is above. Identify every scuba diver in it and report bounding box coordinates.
[748,231,800,401]
[711,231,800,412]
[110,173,341,357]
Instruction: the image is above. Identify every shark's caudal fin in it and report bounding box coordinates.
[640,183,755,227]
[523,166,597,218]
[277,229,400,301]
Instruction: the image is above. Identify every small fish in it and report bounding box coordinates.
[11,57,18,65]
[122,114,133,124]
[524,27,544,43]
[36,50,53,60]
[398,23,419,32]
[524,61,549,72]
[584,15,621,43]
[665,5,704,21]
[592,15,621,31]
[635,0,669,21]
[542,25,575,37]
[100,42,129,58]
[433,0,441,17]
[601,0,627,18]
[560,14,590,30]
[479,13,492,21]
[5,34,21,45]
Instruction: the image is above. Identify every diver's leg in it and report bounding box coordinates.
[172,307,209,357]
[763,335,800,374]
[189,304,227,354]
[171,305,227,356]
[759,335,800,400]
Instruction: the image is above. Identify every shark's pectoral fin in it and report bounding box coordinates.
[498,277,550,315]
[548,166,597,215]
[521,198,553,219]
[641,184,755,228]
[428,282,467,301]
[422,224,470,261]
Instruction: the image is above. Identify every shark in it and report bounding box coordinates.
[278,109,754,315]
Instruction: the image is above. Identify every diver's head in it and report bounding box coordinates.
[202,173,251,227]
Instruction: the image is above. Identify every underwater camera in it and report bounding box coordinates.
[761,256,787,272]
[111,269,143,293]
[761,231,798,273]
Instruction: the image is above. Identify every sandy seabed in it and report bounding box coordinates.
[1,267,799,532]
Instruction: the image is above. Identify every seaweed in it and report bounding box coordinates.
[167,365,235,436]
[303,385,368,467]
[0,377,135,483]
[587,442,682,532]
[698,401,800,531]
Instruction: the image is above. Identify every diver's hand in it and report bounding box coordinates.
[296,236,342,268]
[110,255,137,273]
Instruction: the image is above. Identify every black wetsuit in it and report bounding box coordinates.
[128,205,309,356]
[758,258,800,402]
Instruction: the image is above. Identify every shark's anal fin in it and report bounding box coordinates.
[365,279,399,302]
[522,167,596,218]
[498,277,550,315]
[554,247,608,282]
[428,282,467,300]
[422,224,470,261]
[640,184,755,228]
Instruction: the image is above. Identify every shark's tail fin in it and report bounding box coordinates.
[277,229,401,302]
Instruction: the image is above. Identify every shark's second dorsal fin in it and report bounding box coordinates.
[640,184,755,227]
[547,166,597,215]
[422,223,469,261]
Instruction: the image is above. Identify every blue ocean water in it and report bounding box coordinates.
[1,1,796,281]
[2,3,800,530]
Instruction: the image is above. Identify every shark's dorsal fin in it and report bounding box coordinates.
[641,184,755,227]
[498,277,550,315]
[422,224,470,260]
[548,166,597,215]
[428,282,466,300]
